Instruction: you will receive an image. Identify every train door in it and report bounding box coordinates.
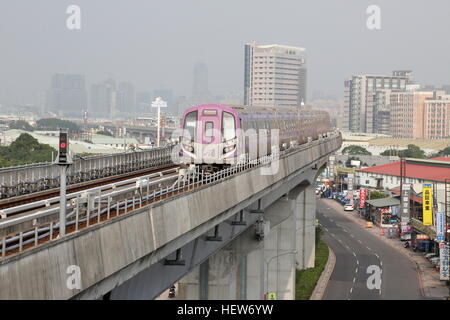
[199,109,221,163]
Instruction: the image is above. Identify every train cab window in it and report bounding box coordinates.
[204,122,214,143]
[222,112,236,141]
[205,122,214,136]
[184,111,198,141]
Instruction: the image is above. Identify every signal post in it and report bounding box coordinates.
[56,129,72,237]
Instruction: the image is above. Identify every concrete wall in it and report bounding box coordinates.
[0,134,341,299]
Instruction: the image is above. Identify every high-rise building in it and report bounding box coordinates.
[192,63,210,97]
[135,91,152,115]
[385,89,450,139]
[117,82,136,116]
[89,80,117,118]
[423,92,450,139]
[46,74,87,117]
[389,90,433,139]
[244,43,307,108]
[343,71,411,133]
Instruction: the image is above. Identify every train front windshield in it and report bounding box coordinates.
[184,111,197,141]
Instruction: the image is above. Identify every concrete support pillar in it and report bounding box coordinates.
[177,248,244,300]
[295,184,316,270]
[177,265,200,299]
[254,196,297,300]
[177,183,316,300]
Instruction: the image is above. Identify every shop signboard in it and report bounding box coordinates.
[359,188,367,209]
[391,205,398,217]
[401,184,411,221]
[328,156,335,179]
[436,211,445,243]
[422,184,433,226]
[439,243,449,281]
[348,173,354,192]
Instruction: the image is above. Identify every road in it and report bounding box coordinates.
[317,198,423,300]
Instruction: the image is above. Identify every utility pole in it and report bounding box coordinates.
[56,129,72,237]
[151,97,167,148]
[399,157,406,236]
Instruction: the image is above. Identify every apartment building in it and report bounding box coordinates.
[244,43,307,108]
[343,71,410,133]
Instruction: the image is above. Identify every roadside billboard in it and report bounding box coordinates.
[422,184,433,226]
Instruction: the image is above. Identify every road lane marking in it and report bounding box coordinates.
[366,246,372,251]
[355,268,358,273]
[358,240,362,244]
[356,260,359,265]
[350,287,353,294]
[375,254,380,259]
[352,252,356,257]
[350,234,354,238]
[353,277,356,283]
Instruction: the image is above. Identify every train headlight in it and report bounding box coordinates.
[224,138,237,147]
[223,146,235,153]
[182,140,194,152]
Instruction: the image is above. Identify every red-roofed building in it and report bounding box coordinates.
[357,157,450,190]
[357,157,450,211]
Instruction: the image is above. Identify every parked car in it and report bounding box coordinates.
[344,204,354,211]
[430,257,440,267]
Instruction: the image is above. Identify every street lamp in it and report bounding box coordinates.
[151,97,167,147]
[265,250,297,299]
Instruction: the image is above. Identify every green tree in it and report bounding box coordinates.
[9,120,34,131]
[381,144,426,159]
[0,133,56,167]
[435,146,450,157]
[341,145,372,156]
[36,118,80,132]
[400,144,426,159]
[380,149,399,157]
[369,190,388,200]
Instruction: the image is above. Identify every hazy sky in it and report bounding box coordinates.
[1,0,450,105]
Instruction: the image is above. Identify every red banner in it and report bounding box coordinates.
[359,188,367,208]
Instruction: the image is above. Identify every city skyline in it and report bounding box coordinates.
[2,1,450,107]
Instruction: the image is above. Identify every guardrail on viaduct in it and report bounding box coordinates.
[0,146,174,199]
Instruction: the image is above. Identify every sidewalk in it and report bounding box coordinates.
[321,198,449,300]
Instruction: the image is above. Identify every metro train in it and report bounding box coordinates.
[179,104,332,172]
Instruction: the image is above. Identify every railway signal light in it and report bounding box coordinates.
[58,131,69,163]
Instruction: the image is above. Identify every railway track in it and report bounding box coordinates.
[0,164,178,212]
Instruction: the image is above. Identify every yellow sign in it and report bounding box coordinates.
[422,184,433,226]
[268,292,277,300]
